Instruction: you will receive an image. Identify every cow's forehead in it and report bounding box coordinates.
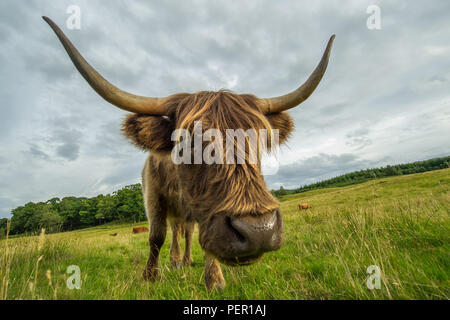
[172,91,270,131]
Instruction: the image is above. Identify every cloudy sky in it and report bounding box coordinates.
[1,1,449,218]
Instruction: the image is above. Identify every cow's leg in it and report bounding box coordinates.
[182,222,195,266]
[169,220,182,269]
[142,200,167,282]
[205,252,226,291]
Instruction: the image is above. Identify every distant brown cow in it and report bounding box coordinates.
[298,203,312,210]
[133,226,149,234]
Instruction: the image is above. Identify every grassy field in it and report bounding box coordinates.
[1,169,449,300]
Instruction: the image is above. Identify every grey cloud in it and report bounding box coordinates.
[89,120,135,159]
[345,127,372,150]
[0,197,15,218]
[56,142,79,160]
[266,153,392,189]
[28,144,50,160]
[53,128,82,161]
[429,75,447,84]
[100,158,144,187]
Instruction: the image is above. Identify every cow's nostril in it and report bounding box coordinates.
[229,212,279,255]
[226,216,247,243]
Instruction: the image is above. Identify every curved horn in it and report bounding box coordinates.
[42,16,168,115]
[258,35,335,114]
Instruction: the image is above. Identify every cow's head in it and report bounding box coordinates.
[44,17,334,266]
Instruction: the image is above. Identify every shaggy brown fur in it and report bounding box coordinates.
[122,114,174,152]
[122,90,294,290]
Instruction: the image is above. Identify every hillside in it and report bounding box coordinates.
[272,155,450,197]
[1,168,449,299]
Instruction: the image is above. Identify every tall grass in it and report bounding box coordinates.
[0,220,11,299]
[1,169,449,299]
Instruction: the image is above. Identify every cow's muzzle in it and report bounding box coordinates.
[202,210,283,266]
[230,211,281,253]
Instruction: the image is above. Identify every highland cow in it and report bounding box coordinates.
[132,226,149,234]
[298,203,312,210]
[43,16,334,291]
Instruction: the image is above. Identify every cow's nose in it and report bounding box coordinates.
[229,210,282,256]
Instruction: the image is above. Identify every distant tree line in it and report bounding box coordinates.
[0,218,8,238]
[2,184,145,236]
[1,156,448,237]
[272,156,450,198]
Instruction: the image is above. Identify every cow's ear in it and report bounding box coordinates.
[122,114,174,152]
[266,112,294,145]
